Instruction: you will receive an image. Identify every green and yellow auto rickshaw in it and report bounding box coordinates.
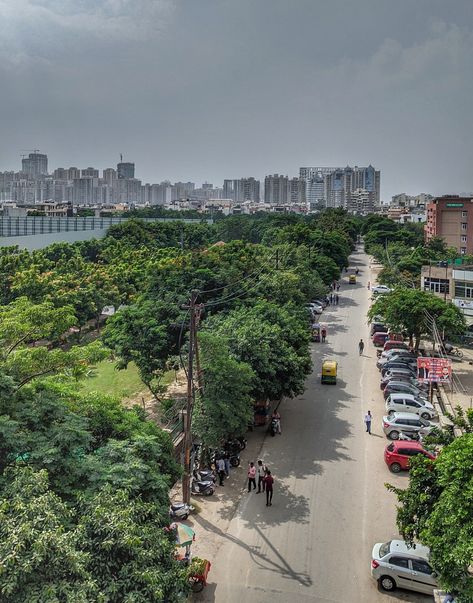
[321,359,338,384]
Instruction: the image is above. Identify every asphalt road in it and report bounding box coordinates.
[201,248,432,603]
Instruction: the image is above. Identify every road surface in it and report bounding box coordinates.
[200,248,431,603]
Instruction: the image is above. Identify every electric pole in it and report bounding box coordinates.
[182,290,199,504]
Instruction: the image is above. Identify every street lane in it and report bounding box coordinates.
[202,248,431,603]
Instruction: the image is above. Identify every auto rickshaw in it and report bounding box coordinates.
[349,274,356,284]
[321,359,337,384]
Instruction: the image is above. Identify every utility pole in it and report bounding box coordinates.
[182,290,199,504]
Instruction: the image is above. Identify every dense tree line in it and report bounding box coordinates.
[0,209,357,600]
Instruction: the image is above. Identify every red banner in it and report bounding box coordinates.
[417,357,452,383]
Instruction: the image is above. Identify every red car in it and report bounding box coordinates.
[384,441,436,473]
[383,340,408,352]
[372,332,389,346]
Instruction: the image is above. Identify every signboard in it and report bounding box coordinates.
[446,203,464,207]
[417,357,452,383]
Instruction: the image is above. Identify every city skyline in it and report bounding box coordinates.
[0,1,472,200]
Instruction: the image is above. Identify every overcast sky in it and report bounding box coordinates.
[0,0,472,200]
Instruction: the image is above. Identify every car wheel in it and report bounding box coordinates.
[390,462,401,473]
[379,575,396,591]
[421,412,430,420]
[204,488,214,496]
[389,430,399,440]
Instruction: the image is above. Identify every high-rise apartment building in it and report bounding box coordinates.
[425,195,473,255]
[264,174,289,204]
[299,165,380,211]
[223,178,260,202]
[117,162,135,179]
[21,153,48,178]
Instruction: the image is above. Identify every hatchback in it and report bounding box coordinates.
[372,285,392,294]
[384,441,436,473]
[383,381,428,401]
[382,412,435,440]
[385,393,437,420]
[370,322,387,336]
[372,332,389,346]
[383,340,408,352]
[381,362,416,378]
[371,539,437,594]
[377,351,415,369]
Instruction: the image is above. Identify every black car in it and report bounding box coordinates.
[370,322,387,336]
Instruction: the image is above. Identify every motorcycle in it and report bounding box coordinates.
[169,502,194,521]
[193,468,216,483]
[269,417,280,437]
[225,437,247,451]
[398,431,422,442]
[191,479,215,496]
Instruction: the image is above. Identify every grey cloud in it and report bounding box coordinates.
[0,0,472,199]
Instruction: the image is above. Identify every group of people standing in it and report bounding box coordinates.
[248,460,274,506]
[328,293,340,305]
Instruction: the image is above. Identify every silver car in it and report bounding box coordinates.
[385,393,437,421]
[382,412,435,440]
[371,539,437,595]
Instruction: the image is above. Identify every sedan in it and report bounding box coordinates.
[372,285,392,294]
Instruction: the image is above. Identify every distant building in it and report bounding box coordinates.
[117,162,135,179]
[347,188,374,216]
[81,167,99,178]
[425,195,473,255]
[21,153,48,178]
[264,174,289,204]
[299,165,380,211]
[223,178,260,203]
[391,192,433,207]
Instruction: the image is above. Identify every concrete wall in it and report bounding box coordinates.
[0,229,110,250]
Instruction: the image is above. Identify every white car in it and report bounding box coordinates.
[371,539,437,595]
[385,393,437,420]
[372,284,391,294]
[306,303,323,314]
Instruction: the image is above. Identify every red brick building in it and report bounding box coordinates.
[425,195,473,255]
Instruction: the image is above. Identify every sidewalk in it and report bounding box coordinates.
[170,425,269,564]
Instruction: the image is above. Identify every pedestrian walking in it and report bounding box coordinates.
[321,327,327,343]
[364,410,372,434]
[335,294,339,305]
[247,462,257,492]
[367,281,371,290]
[216,457,226,486]
[223,449,230,477]
[358,339,364,355]
[257,460,266,493]
[264,470,274,506]
[329,293,333,304]
[336,283,340,292]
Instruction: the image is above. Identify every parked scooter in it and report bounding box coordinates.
[191,479,215,496]
[269,417,280,437]
[193,468,216,483]
[169,502,194,521]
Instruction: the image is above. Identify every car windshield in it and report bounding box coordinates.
[379,541,391,557]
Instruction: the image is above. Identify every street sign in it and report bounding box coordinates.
[417,357,452,383]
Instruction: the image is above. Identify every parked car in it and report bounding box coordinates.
[381,361,416,377]
[384,441,436,473]
[382,412,435,440]
[383,340,408,352]
[377,351,415,369]
[371,539,438,594]
[372,332,389,346]
[380,369,428,391]
[372,285,392,294]
[313,298,328,308]
[383,381,429,401]
[370,322,387,336]
[385,393,437,420]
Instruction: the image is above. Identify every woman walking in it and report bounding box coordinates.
[264,470,274,506]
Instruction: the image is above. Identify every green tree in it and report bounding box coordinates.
[387,434,473,600]
[368,288,465,350]
[0,467,93,603]
[193,332,255,448]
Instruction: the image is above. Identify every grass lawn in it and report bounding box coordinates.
[80,360,144,398]
[81,360,176,400]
